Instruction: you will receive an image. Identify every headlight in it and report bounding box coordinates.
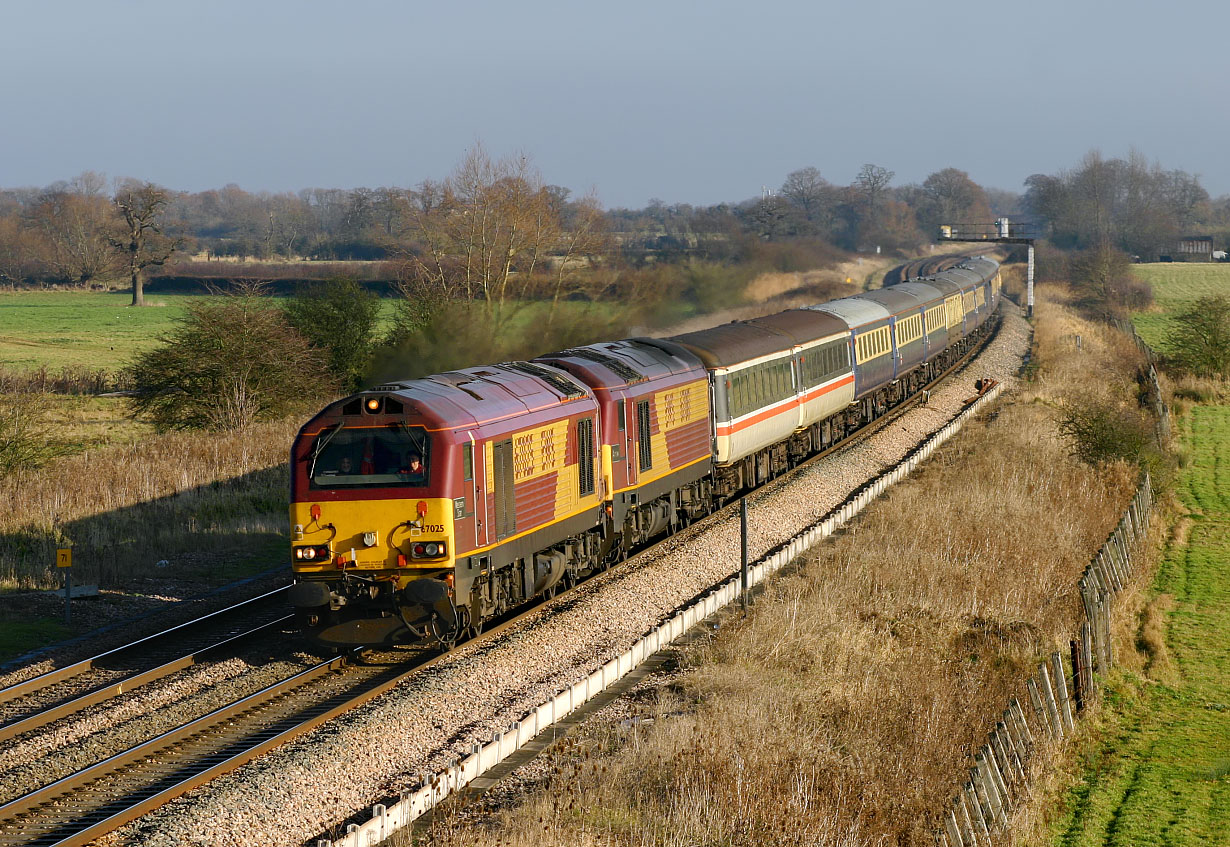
[293,545,330,562]
[410,541,447,559]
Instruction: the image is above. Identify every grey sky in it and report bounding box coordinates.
[2,0,1225,208]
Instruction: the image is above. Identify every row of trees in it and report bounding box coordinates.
[1023,150,1230,259]
[0,174,179,304]
[0,157,1010,296]
[608,164,1003,257]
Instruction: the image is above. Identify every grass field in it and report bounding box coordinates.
[0,289,644,375]
[1130,263,1230,351]
[1048,405,1230,845]
[0,290,204,372]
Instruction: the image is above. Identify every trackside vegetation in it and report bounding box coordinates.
[1041,406,1230,846]
[1014,263,1230,845]
[401,279,1150,847]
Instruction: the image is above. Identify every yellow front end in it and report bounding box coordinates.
[289,497,464,646]
[290,497,455,585]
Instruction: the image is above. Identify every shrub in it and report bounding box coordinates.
[1165,294,1230,378]
[1057,398,1153,466]
[126,294,336,431]
[0,391,70,477]
[282,278,381,392]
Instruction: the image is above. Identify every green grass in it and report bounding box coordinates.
[0,617,71,663]
[1131,264,1230,351]
[0,290,204,372]
[0,290,632,375]
[1050,405,1230,846]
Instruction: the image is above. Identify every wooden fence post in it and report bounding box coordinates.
[996,721,1025,784]
[1091,595,1109,676]
[963,781,991,847]
[1081,622,1095,701]
[1010,698,1034,750]
[1070,639,1085,713]
[974,753,1005,824]
[1107,592,1116,668]
[1038,663,1064,740]
[1051,652,1075,732]
[1002,706,1030,767]
[983,745,1010,812]
[1026,678,1052,738]
[944,807,964,847]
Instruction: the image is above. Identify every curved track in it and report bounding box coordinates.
[880,254,968,288]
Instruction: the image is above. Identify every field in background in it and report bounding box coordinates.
[0,290,200,371]
[1130,263,1230,350]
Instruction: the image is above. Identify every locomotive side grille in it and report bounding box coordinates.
[637,399,653,471]
[558,348,647,384]
[577,417,595,496]
[506,362,588,399]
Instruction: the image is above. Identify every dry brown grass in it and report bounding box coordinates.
[411,286,1145,847]
[0,416,301,591]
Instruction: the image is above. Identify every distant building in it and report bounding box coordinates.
[1161,235,1215,262]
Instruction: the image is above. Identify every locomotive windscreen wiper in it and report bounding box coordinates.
[308,422,344,478]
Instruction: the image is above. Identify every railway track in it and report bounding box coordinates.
[0,588,292,745]
[880,254,967,288]
[0,283,1003,847]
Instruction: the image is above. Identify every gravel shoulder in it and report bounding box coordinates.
[103,303,1031,847]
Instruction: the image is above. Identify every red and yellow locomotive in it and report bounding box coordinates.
[288,340,711,647]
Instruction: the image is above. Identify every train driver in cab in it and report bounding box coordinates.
[399,452,426,483]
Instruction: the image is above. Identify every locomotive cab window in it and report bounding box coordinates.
[307,423,431,489]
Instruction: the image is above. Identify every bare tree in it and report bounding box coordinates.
[111,181,181,306]
[545,190,611,325]
[25,184,118,286]
[404,146,563,330]
[855,164,895,212]
[917,167,993,237]
[780,166,833,231]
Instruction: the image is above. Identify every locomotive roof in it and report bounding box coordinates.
[744,309,847,344]
[805,296,889,328]
[350,362,593,431]
[665,320,791,368]
[534,338,704,388]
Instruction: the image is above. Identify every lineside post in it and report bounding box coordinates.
[57,546,72,624]
[1027,242,1035,318]
[740,497,749,612]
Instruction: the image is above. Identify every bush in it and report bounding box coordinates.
[0,391,70,477]
[1069,244,1151,314]
[1166,294,1230,378]
[1057,398,1153,466]
[282,278,381,392]
[126,295,336,431]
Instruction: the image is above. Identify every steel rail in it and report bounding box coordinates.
[0,585,290,706]
[0,615,293,744]
[0,583,569,847]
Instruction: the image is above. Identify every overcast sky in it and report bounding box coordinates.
[2,0,1225,208]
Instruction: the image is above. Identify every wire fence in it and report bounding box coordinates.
[935,474,1153,847]
[937,318,1167,846]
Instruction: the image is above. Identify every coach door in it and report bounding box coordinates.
[493,439,516,540]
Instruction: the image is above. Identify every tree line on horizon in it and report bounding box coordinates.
[1,148,1227,308]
